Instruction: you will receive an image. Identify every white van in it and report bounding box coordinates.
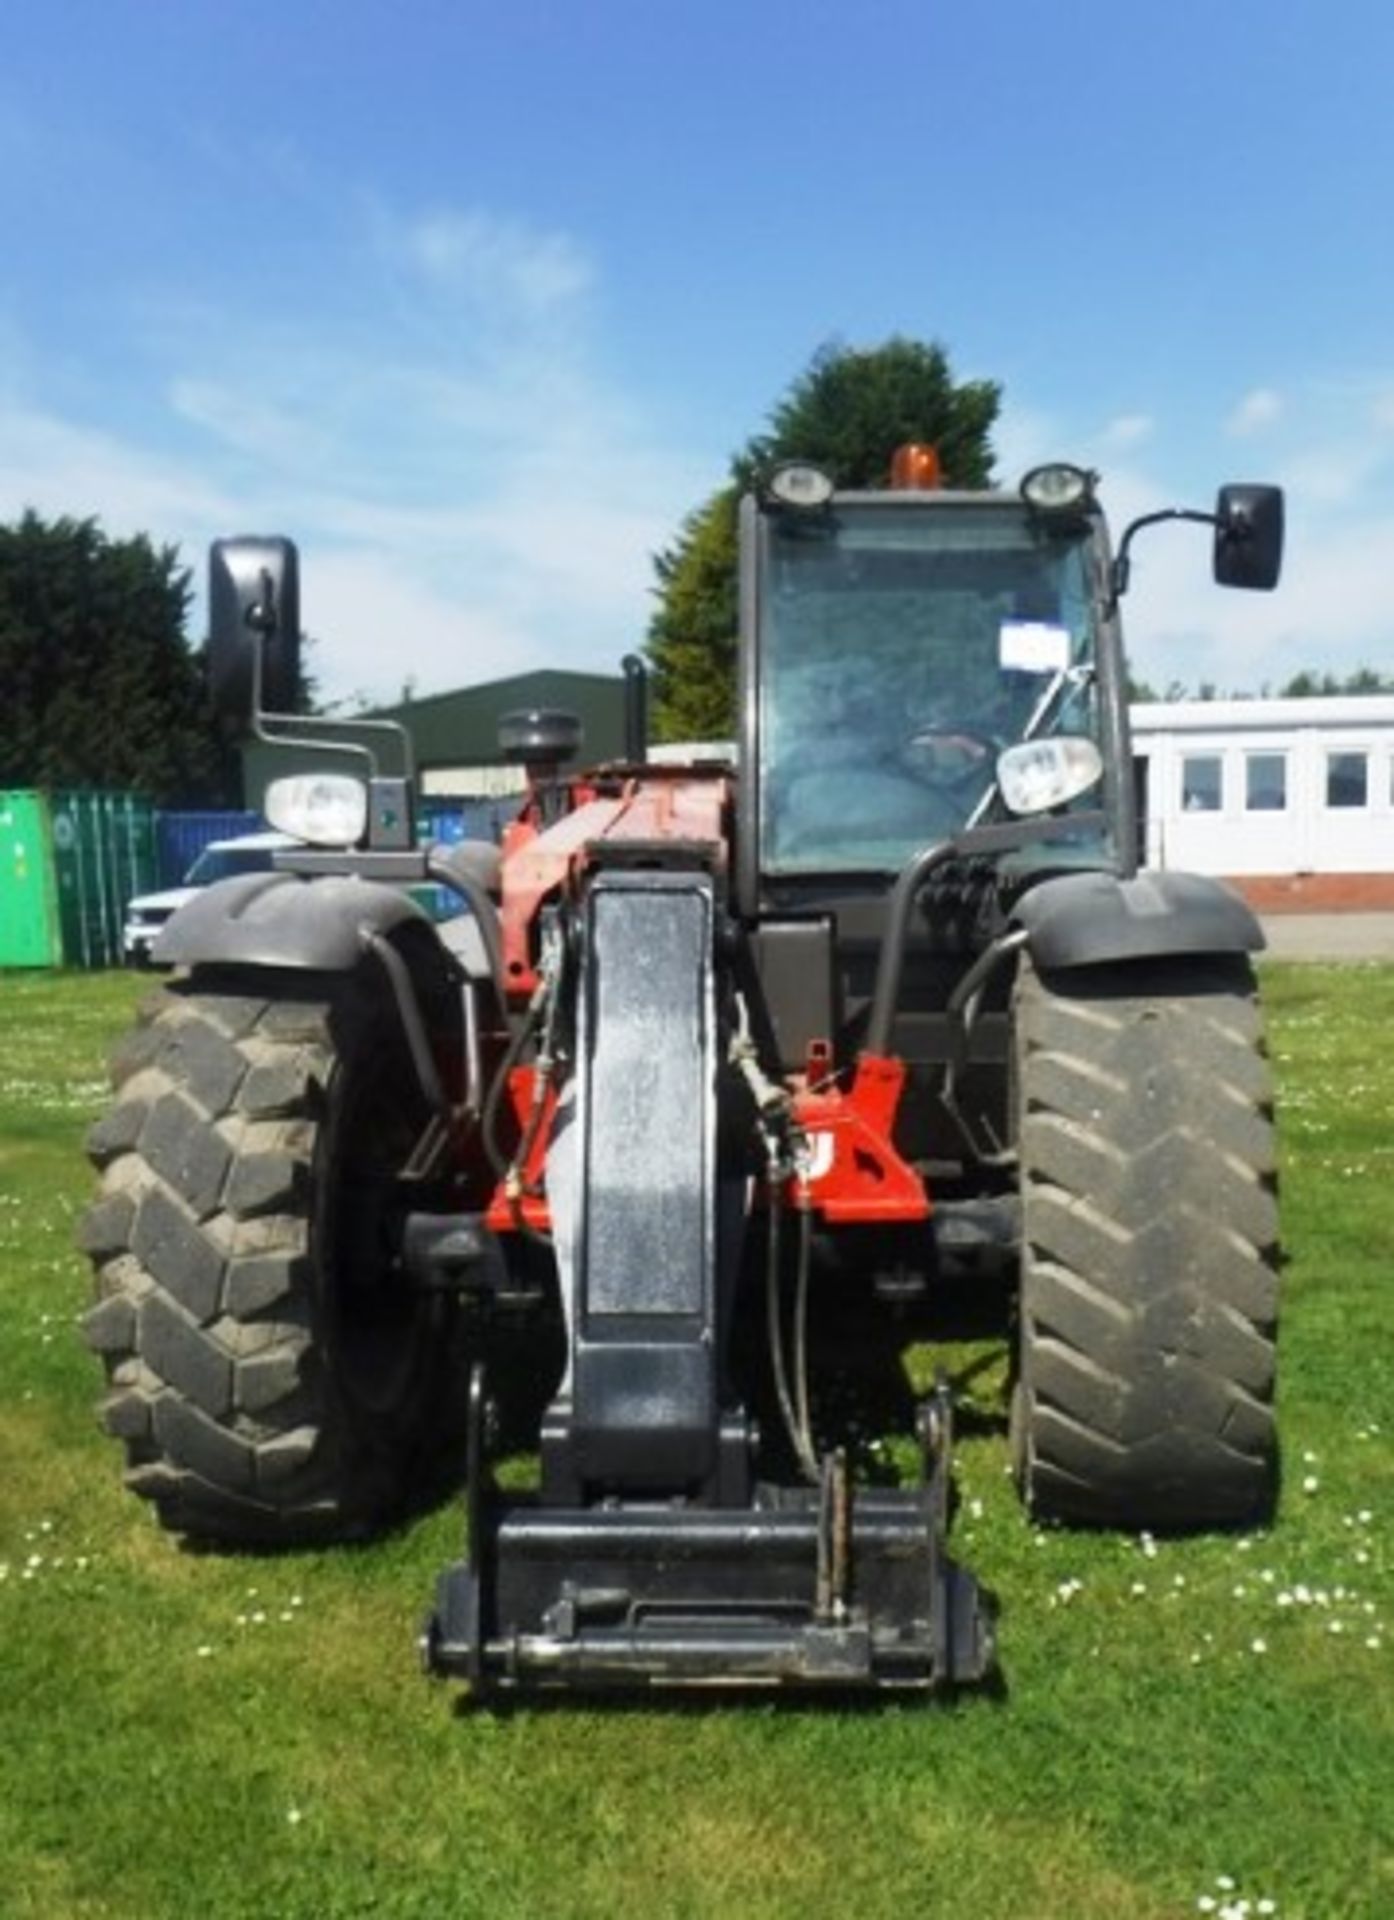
[122,831,297,966]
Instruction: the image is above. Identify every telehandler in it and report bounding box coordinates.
[83,450,1283,1694]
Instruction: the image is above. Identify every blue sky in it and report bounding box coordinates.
[2,0,1391,706]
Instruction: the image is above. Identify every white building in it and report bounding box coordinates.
[1131,695,1394,906]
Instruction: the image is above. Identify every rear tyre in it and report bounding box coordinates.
[82,961,465,1543]
[1010,952,1279,1529]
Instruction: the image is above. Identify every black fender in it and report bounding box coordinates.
[153,871,435,971]
[1010,869,1264,970]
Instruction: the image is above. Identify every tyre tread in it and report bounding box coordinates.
[81,968,457,1545]
[1013,952,1280,1529]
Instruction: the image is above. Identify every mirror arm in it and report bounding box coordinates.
[252,709,380,776]
[1109,506,1216,607]
[245,622,373,777]
[245,597,417,785]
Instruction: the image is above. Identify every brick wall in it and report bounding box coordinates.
[1225,873,1394,913]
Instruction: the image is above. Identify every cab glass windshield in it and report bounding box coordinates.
[758,502,1104,872]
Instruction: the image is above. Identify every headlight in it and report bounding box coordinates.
[1020,463,1096,514]
[264,773,368,847]
[996,737,1103,816]
[765,462,835,509]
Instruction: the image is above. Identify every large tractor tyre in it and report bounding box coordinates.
[81,961,466,1544]
[1010,952,1279,1530]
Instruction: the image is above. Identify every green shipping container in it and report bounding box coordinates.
[49,791,158,969]
[0,788,158,969]
[0,792,64,967]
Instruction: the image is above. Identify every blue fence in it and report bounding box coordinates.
[418,798,518,846]
[156,810,264,887]
[412,801,517,919]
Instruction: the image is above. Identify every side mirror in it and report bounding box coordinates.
[208,536,302,723]
[1213,485,1284,591]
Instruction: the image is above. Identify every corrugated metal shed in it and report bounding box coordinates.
[377,670,628,769]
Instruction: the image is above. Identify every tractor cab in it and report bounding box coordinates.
[744,474,1114,887]
[734,458,1280,1140]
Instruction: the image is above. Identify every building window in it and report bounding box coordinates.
[1181,754,1223,811]
[1244,752,1288,812]
[1326,751,1368,808]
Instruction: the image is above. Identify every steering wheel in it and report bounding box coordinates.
[899,725,1000,791]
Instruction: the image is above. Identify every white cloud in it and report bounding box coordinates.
[1271,440,1387,507]
[1068,425,1394,695]
[301,549,539,702]
[17,165,1384,719]
[988,398,1062,484]
[1226,387,1284,436]
[0,195,719,709]
[169,378,338,473]
[1110,467,1394,692]
[384,205,593,317]
[281,476,698,702]
[1262,392,1394,506]
[0,400,237,544]
[1100,413,1154,449]
[991,399,1158,481]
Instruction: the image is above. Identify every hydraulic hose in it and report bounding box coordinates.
[765,1195,818,1485]
[360,930,450,1121]
[423,852,507,1005]
[792,1201,815,1474]
[939,927,1030,1165]
[481,990,544,1185]
[865,841,955,1057]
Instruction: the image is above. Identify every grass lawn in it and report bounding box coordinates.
[0,963,1390,1920]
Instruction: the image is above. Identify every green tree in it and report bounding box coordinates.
[1279,670,1337,698]
[1144,667,1394,702]
[646,337,1000,739]
[1341,665,1394,694]
[1280,665,1394,697]
[0,511,235,804]
[645,487,741,742]
[738,336,998,493]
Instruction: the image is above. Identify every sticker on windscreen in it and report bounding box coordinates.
[1000,620,1070,673]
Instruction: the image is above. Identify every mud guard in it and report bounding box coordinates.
[1011,869,1264,970]
[153,870,433,971]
